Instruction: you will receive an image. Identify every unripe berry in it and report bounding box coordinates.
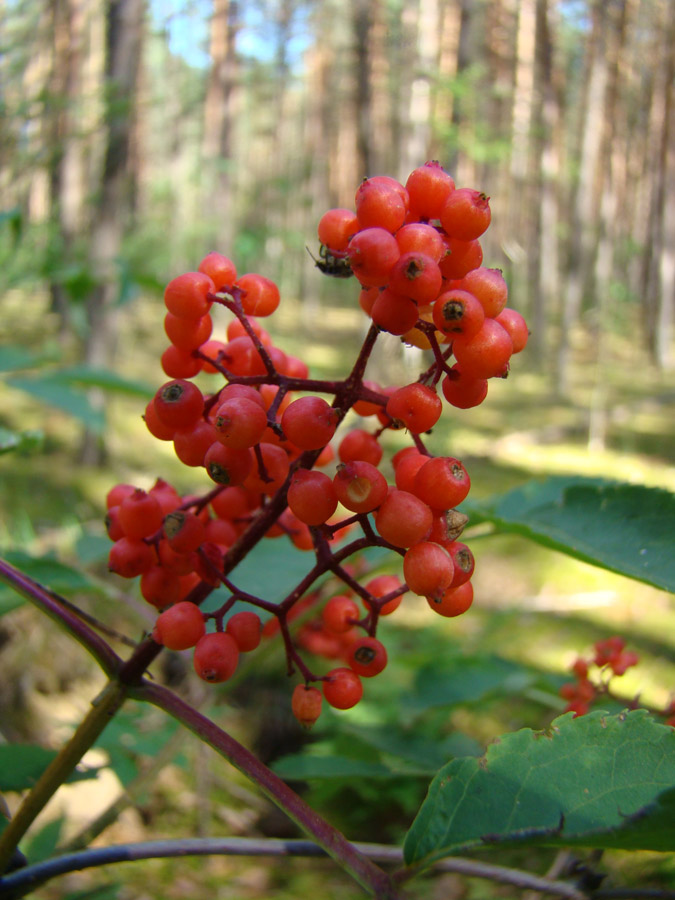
[292,684,323,728]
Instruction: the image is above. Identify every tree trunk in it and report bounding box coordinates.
[556,0,609,395]
[82,0,144,464]
[202,0,240,249]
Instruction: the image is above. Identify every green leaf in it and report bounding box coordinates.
[24,816,65,863]
[6,376,105,431]
[404,710,675,867]
[0,745,100,792]
[342,724,482,769]
[0,551,99,612]
[0,346,46,373]
[63,885,121,900]
[272,755,399,780]
[466,477,675,592]
[405,654,534,714]
[95,705,182,786]
[0,427,44,455]
[48,365,153,398]
[204,539,324,611]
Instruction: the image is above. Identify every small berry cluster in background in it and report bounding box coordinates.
[560,636,675,725]
[105,162,528,728]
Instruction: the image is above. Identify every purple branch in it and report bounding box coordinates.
[0,558,122,676]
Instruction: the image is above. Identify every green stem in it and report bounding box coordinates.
[0,681,127,875]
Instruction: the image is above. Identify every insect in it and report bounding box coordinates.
[306,245,354,279]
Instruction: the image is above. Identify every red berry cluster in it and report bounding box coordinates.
[105,163,528,729]
[560,637,674,725]
[317,161,528,405]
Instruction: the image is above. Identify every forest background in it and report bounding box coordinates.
[0,0,674,898]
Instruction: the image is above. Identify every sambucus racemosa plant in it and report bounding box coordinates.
[0,162,673,900]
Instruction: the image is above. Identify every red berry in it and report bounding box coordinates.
[385,383,442,434]
[355,178,407,233]
[393,450,428,492]
[193,632,239,682]
[338,429,383,466]
[432,289,485,339]
[164,271,215,319]
[198,252,237,288]
[395,222,446,262]
[106,483,136,510]
[288,469,338,525]
[173,419,219,467]
[412,456,471,510]
[452,318,513,379]
[154,380,204,430]
[214,397,268,449]
[323,667,363,709]
[161,344,202,379]
[439,237,483,280]
[347,228,400,287]
[370,288,420,336]
[210,485,252,520]
[317,208,359,253]
[375,489,433,548]
[333,460,388,513]
[154,601,206,650]
[446,541,475,587]
[226,611,262,652]
[441,366,488,409]
[459,267,508,318]
[387,252,443,304]
[108,537,156,578]
[140,566,182,608]
[347,637,388,677]
[427,580,474,617]
[495,308,529,353]
[243,443,290,495]
[322,594,360,633]
[439,188,491,240]
[204,443,253,486]
[405,161,456,218]
[118,489,163,539]
[236,273,280,317]
[163,510,206,553]
[144,399,176,441]
[164,312,213,351]
[403,541,455,599]
[364,574,404,615]
[281,396,339,450]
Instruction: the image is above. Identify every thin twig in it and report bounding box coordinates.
[4,837,666,900]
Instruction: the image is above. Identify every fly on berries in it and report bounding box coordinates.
[306,245,354,279]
